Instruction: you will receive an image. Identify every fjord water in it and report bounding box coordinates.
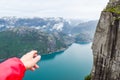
[23,43,93,80]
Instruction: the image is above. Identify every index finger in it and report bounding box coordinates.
[28,50,38,57]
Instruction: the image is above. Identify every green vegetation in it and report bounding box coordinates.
[0,28,67,59]
[0,30,47,58]
[104,5,120,14]
[84,74,91,80]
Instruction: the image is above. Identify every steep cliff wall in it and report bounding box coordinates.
[92,0,120,80]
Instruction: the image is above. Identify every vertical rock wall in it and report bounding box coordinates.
[92,0,120,80]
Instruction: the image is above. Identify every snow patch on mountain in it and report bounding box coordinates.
[52,23,64,31]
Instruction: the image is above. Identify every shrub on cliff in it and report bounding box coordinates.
[84,74,91,80]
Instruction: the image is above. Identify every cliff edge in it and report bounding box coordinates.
[92,0,120,80]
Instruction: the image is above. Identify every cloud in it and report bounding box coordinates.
[0,0,109,20]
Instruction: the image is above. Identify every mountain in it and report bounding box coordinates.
[0,17,97,59]
[0,17,97,42]
[91,0,120,80]
[0,27,71,59]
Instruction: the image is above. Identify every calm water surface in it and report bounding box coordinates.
[23,43,93,80]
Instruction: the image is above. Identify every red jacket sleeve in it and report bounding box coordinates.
[0,57,26,80]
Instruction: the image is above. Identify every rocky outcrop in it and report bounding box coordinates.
[91,0,120,80]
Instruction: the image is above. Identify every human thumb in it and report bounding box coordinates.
[33,55,41,64]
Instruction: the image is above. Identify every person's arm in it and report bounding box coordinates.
[0,57,26,80]
[0,50,41,80]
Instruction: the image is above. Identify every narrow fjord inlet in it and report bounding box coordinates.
[23,43,93,80]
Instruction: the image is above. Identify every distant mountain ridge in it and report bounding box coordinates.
[0,17,98,59]
[0,17,98,42]
[0,17,97,32]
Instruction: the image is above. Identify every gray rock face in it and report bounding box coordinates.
[91,0,120,80]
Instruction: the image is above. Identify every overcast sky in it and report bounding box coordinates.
[0,0,109,20]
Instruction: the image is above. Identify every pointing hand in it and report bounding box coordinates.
[20,50,41,71]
